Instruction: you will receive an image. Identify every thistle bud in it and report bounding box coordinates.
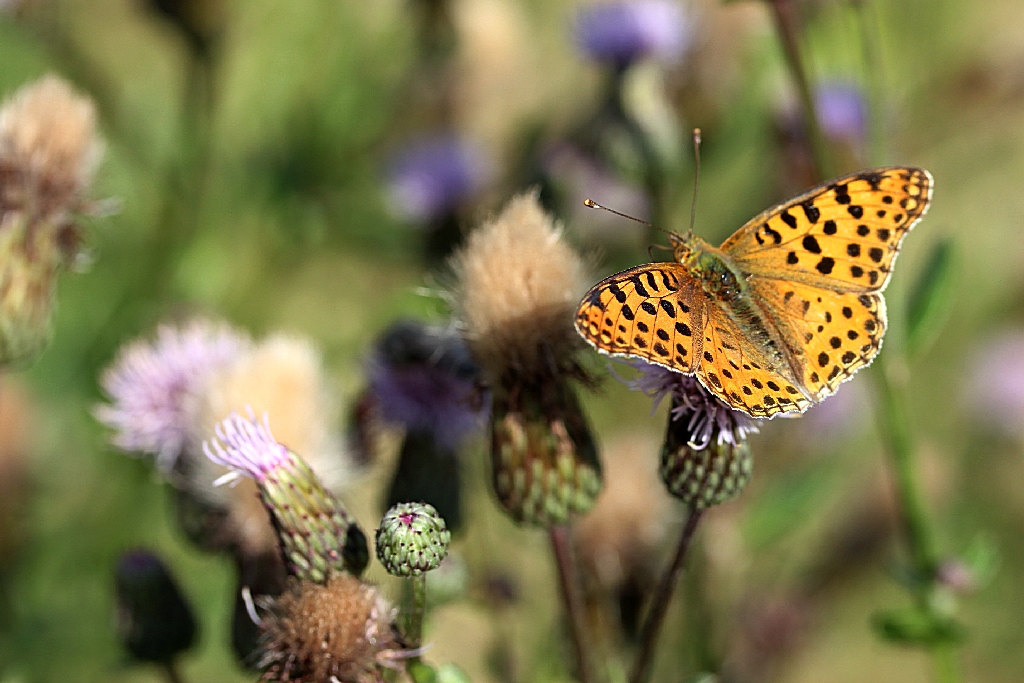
[204,412,368,582]
[376,502,451,577]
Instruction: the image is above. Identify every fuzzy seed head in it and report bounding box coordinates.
[451,192,586,383]
[260,574,404,683]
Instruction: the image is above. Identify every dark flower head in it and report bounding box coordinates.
[114,549,198,664]
[815,81,867,143]
[385,134,490,223]
[367,319,486,450]
[574,1,692,67]
[621,360,758,449]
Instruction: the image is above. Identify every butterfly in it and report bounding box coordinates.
[575,167,933,418]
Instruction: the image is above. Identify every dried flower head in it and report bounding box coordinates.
[452,192,601,526]
[185,333,355,554]
[574,1,693,67]
[96,320,249,472]
[204,412,368,581]
[452,191,587,382]
[260,574,405,683]
[0,75,104,366]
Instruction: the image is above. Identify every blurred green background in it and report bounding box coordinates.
[1,0,1024,682]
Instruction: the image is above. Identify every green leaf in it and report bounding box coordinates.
[435,663,473,683]
[906,238,957,358]
[409,661,438,683]
[871,606,967,646]
[961,532,1001,589]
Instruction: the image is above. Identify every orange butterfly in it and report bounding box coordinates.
[575,167,932,418]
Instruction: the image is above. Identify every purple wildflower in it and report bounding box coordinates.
[96,321,249,472]
[203,411,291,485]
[617,360,759,449]
[385,135,490,223]
[965,329,1024,435]
[366,320,486,450]
[815,81,867,143]
[574,1,692,66]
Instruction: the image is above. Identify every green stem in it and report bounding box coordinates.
[406,573,428,653]
[549,524,595,683]
[629,507,703,683]
[854,0,889,166]
[162,660,186,683]
[768,0,836,181]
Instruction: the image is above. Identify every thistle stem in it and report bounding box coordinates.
[406,574,428,652]
[629,507,703,683]
[768,0,836,181]
[162,660,186,683]
[549,524,595,683]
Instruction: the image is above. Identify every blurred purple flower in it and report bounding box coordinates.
[366,320,486,449]
[574,1,693,66]
[617,360,759,448]
[385,135,490,223]
[815,81,867,143]
[798,377,869,438]
[965,329,1024,435]
[203,411,290,485]
[96,321,249,472]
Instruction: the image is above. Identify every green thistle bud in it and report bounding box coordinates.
[661,433,752,509]
[491,379,602,527]
[204,412,368,583]
[376,502,451,577]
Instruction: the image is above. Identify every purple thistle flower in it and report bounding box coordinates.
[574,1,692,67]
[366,320,486,450]
[815,81,867,143]
[385,135,490,223]
[203,411,291,485]
[96,321,249,472]
[616,360,759,449]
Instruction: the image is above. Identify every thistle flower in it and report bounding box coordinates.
[965,329,1024,436]
[0,75,103,366]
[451,192,601,526]
[365,319,485,530]
[259,574,406,683]
[114,549,198,665]
[96,320,249,473]
[185,333,355,555]
[204,412,368,582]
[385,134,490,224]
[623,361,757,508]
[574,1,692,67]
[815,81,867,144]
[376,502,451,577]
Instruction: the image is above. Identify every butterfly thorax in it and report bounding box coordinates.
[673,234,745,303]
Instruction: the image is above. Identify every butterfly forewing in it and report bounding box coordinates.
[721,167,932,293]
[575,263,705,372]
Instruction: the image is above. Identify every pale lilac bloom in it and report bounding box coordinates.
[617,360,759,449]
[815,81,867,143]
[574,1,693,66]
[385,135,491,223]
[96,321,249,472]
[965,329,1024,435]
[203,411,290,486]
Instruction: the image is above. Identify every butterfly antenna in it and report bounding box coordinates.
[582,199,673,239]
[688,128,701,238]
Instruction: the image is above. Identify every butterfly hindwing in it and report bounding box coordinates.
[721,167,932,293]
[575,263,705,373]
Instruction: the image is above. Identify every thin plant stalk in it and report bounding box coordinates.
[629,507,704,683]
[163,660,186,683]
[549,524,595,683]
[405,574,428,652]
[768,0,836,181]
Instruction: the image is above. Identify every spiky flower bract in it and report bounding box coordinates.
[204,412,368,582]
[259,574,405,683]
[624,361,757,508]
[0,75,104,366]
[376,502,451,577]
[451,192,601,526]
[96,320,249,473]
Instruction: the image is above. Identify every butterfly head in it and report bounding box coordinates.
[668,230,699,265]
